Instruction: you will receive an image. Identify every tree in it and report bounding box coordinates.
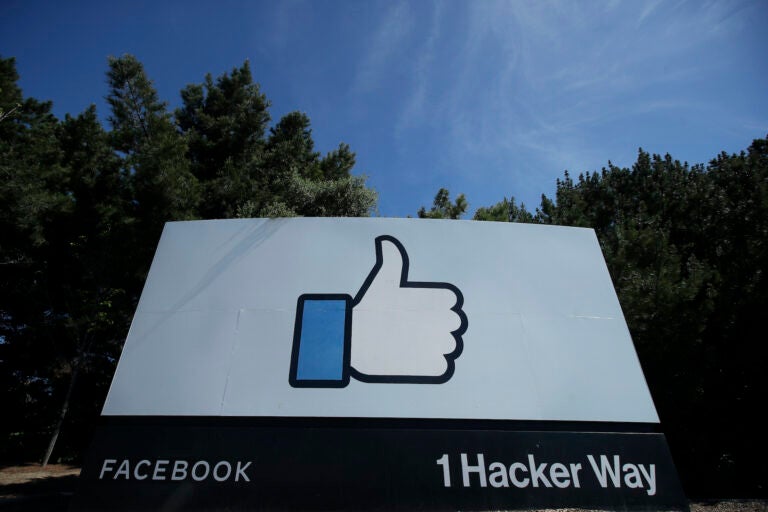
[176,61,270,219]
[468,138,768,496]
[107,54,200,257]
[1,55,135,465]
[177,69,376,219]
[264,111,320,177]
[37,107,133,466]
[473,196,535,223]
[235,111,376,218]
[1,56,70,464]
[417,188,468,219]
[1,53,378,467]
[241,170,377,218]
[0,57,22,125]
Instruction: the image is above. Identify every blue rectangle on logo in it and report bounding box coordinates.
[295,299,348,381]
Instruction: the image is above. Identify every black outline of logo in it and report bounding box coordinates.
[289,294,352,388]
[289,235,467,388]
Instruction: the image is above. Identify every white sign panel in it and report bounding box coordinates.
[103,218,658,423]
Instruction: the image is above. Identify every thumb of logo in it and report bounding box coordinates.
[289,235,467,388]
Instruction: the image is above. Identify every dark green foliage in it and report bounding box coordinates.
[246,111,376,217]
[417,188,468,219]
[1,72,132,463]
[176,61,270,218]
[1,56,69,462]
[469,139,768,497]
[265,111,320,176]
[175,68,376,219]
[0,54,376,466]
[473,196,536,223]
[0,57,23,124]
[107,55,200,236]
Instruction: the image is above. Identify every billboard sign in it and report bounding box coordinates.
[73,218,687,511]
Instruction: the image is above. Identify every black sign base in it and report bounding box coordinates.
[71,417,688,511]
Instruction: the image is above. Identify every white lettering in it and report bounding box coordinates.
[528,454,551,488]
[235,461,252,482]
[97,459,256,482]
[213,461,232,482]
[436,454,451,487]
[192,461,210,481]
[623,463,642,489]
[134,460,150,480]
[569,463,582,488]
[99,459,116,480]
[488,462,509,488]
[461,453,487,487]
[639,463,657,496]
[152,460,169,481]
[588,455,621,489]
[114,460,130,480]
[172,460,188,481]
[550,462,570,488]
[509,462,529,488]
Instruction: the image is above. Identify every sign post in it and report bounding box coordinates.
[73,218,688,511]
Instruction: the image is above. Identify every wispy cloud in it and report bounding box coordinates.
[395,1,443,137]
[407,1,751,171]
[352,1,415,93]
[637,0,665,26]
[338,0,764,212]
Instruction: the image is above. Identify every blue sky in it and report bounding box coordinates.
[2,0,767,217]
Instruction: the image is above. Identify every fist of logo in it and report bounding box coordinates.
[289,235,467,388]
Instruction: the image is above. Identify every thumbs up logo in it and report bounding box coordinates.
[289,235,467,388]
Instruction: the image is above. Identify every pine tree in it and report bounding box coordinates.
[107,54,200,252]
[469,138,768,494]
[176,61,270,218]
[242,111,376,218]
[38,106,134,466]
[1,55,136,465]
[473,197,535,223]
[1,53,378,468]
[0,56,70,464]
[417,188,468,219]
